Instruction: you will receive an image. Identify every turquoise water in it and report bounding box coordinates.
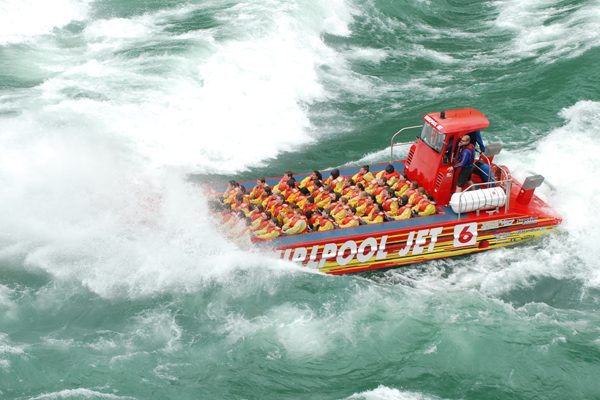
[1,1,600,399]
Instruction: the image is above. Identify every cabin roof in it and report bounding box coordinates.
[423,108,489,134]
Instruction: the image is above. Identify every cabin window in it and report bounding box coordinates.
[420,124,445,152]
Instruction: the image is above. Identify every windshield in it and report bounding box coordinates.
[420,124,445,153]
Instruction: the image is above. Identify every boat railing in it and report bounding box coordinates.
[456,166,512,219]
[390,125,422,163]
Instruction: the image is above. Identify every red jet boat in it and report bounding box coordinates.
[219,108,562,274]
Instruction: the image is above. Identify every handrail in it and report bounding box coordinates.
[455,168,512,219]
[390,125,422,163]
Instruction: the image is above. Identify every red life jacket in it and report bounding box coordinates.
[317,216,334,230]
[371,212,385,222]
[382,171,400,181]
[404,189,416,199]
[256,219,269,231]
[411,194,424,205]
[249,186,262,199]
[341,215,359,226]
[382,198,395,212]
[356,198,368,207]
[364,203,376,218]
[249,210,262,221]
[303,202,318,213]
[289,216,309,233]
[398,205,411,216]
[284,187,299,200]
[265,197,278,210]
[273,204,288,218]
[418,200,432,212]
[264,225,281,236]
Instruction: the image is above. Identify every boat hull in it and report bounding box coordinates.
[272,211,560,274]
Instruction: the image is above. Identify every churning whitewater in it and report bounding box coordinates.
[1,0,600,399]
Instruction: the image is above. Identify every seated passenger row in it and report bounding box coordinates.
[217,164,437,240]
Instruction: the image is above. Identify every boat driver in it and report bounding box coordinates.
[450,135,475,193]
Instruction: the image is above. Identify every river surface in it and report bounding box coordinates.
[1,1,600,399]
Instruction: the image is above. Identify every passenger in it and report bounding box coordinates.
[390,199,412,220]
[305,210,320,231]
[365,177,383,195]
[249,206,266,229]
[316,209,336,231]
[283,178,301,203]
[374,184,390,204]
[339,207,362,228]
[298,170,322,194]
[253,186,272,206]
[273,195,290,224]
[331,196,349,222]
[408,187,427,206]
[300,196,317,213]
[376,164,401,185]
[325,169,344,192]
[353,191,369,210]
[256,217,283,240]
[411,196,437,217]
[381,188,399,215]
[231,194,247,213]
[273,171,294,194]
[336,176,352,195]
[357,194,377,219]
[222,180,238,201]
[316,187,336,209]
[450,135,475,193]
[352,165,374,185]
[311,180,325,202]
[282,206,309,235]
[345,183,364,206]
[392,175,410,197]
[251,212,269,233]
[248,177,267,202]
[403,181,419,200]
[365,204,386,225]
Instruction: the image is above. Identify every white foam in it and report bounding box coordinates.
[28,389,136,400]
[395,101,600,293]
[345,47,389,64]
[0,0,361,297]
[0,0,90,45]
[220,303,335,358]
[492,0,600,62]
[346,385,442,400]
[84,18,155,41]
[0,332,25,369]
[0,285,18,321]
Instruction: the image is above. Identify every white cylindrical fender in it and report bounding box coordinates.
[450,187,506,213]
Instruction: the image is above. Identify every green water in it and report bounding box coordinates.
[1,1,600,399]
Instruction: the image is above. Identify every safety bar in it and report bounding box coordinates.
[390,125,422,163]
[455,171,512,219]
